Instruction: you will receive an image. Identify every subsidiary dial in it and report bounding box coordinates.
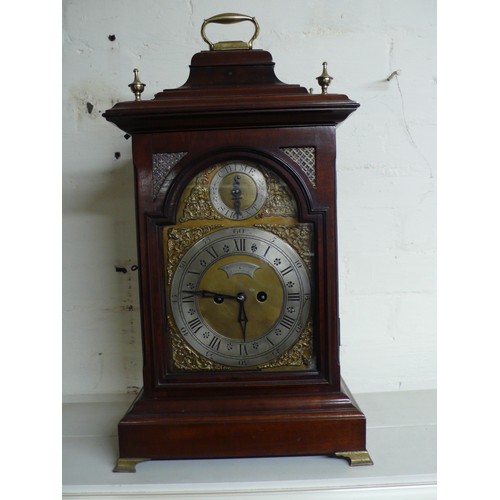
[210,161,268,220]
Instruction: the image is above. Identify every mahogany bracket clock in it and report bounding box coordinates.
[104,13,373,472]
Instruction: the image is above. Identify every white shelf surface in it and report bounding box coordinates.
[62,389,436,499]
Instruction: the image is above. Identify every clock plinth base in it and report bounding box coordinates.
[334,450,374,466]
[113,458,150,473]
[115,386,371,467]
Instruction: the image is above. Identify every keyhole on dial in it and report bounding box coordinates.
[257,291,267,302]
[213,296,224,304]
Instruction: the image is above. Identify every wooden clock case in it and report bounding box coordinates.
[104,48,372,471]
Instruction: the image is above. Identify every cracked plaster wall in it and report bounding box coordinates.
[62,0,436,396]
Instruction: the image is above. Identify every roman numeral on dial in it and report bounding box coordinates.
[182,293,195,303]
[187,317,203,333]
[280,265,294,276]
[206,247,218,260]
[208,336,221,351]
[234,238,246,251]
[280,315,295,330]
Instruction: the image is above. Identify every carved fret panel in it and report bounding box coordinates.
[152,152,188,199]
[281,147,317,188]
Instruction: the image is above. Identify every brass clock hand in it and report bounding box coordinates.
[240,303,248,340]
[231,175,242,218]
[236,293,249,341]
[182,290,238,300]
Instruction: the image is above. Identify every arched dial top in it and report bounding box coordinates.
[170,226,311,368]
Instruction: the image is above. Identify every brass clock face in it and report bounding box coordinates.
[209,161,268,220]
[165,159,314,371]
[170,227,311,368]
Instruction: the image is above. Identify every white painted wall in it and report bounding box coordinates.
[62,0,436,396]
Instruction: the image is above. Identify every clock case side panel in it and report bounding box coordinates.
[130,134,158,392]
[131,127,343,398]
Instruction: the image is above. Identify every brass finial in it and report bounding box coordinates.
[316,62,333,95]
[128,68,145,101]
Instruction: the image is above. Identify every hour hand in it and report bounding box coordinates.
[238,301,248,340]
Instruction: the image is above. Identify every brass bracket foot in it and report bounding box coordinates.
[334,450,374,466]
[113,458,150,473]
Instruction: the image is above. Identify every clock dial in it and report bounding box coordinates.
[170,226,311,368]
[210,161,268,220]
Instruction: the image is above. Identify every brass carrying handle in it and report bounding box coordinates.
[201,13,260,51]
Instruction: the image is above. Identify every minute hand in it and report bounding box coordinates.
[182,290,238,300]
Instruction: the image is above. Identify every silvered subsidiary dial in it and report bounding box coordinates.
[170,227,311,367]
[210,161,267,220]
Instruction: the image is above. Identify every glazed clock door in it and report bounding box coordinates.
[164,158,315,373]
